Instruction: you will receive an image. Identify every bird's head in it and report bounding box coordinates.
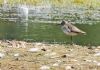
[57,20,71,26]
[61,20,66,25]
[56,20,66,26]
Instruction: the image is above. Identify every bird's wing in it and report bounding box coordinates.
[61,25,71,32]
[68,24,86,34]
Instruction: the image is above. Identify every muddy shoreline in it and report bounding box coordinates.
[0,40,100,70]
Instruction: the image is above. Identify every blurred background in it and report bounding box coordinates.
[0,0,100,45]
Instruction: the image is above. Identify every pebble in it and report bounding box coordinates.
[94,49,99,52]
[65,54,73,57]
[41,48,46,51]
[35,43,43,46]
[0,53,5,58]
[97,63,100,66]
[83,59,92,62]
[94,52,100,56]
[14,53,20,57]
[28,48,40,52]
[61,54,67,58]
[93,61,100,66]
[40,65,50,70]
[88,47,93,49]
[68,49,73,52]
[93,60,97,63]
[52,63,59,67]
[65,66,72,70]
[97,46,100,49]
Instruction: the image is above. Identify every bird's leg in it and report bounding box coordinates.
[70,36,73,45]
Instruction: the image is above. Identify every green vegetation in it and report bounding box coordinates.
[0,0,100,8]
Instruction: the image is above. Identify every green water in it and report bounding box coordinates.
[0,20,100,45]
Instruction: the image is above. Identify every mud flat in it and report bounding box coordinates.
[0,40,100,70]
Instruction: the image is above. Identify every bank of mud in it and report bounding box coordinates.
[0,40,100,70]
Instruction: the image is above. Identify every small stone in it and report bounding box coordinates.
[97,63,100,66]
[68,49,73,51]
[94,52,100,56]
[94,49,99,52]
[65,66,72,70]
[97,46,100,49]
[53,63,59,67]
[65,65,75,70]
[61,54,67,58]
[93,60,97,63]
[83,59,92,62]
[41,48,46,51]
[88,47,93,49]
[28,48,40,52]
[35,43,42,46]
[93,61,100,66]
[65,54,73,57]
[40,65,50,70]
[14,53,20,57]
[0,53,5,58]
[14,58,19,61]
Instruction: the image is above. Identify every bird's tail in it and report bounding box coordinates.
[81,31,86,35]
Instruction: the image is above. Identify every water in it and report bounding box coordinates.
[0,19,100,46]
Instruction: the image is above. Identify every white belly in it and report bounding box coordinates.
[61,26,77,36]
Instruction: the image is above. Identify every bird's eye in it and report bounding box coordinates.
[68,26,70,29]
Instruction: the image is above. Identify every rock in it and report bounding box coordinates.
[97,46,100,49]
[94,52,100,56]
[0,53,5,58]
[41,48,46,51]
[65,65,75,70]
[61,54,67,58]
[65,66,72,70]
[68,49,73,52]
[14,53,20,57]
[97,63,100,66]
[13,53,20,61]
[52,63,59,67]
[14,58,19,61]
[93,60,100,66]
[83,59,92,62]
[94,49,99,53]
[65,54,73,57]
[93,60,97,63]
[35,43,43,46]
[88,47,93,49]
[28,48,40,52]
[40,65,50,70]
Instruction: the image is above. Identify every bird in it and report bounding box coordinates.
[59,20,86,45]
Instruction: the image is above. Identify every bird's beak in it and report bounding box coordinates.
[56,24,61,26]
